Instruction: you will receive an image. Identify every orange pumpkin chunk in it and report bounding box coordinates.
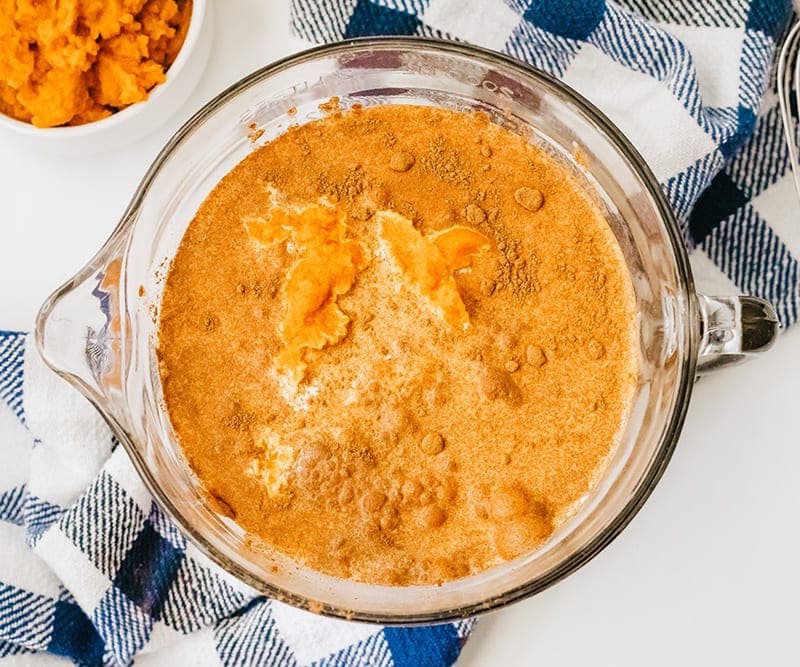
[245,202,369,382]
[378,211,490,328]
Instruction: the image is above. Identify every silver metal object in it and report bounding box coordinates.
[778,16,800,205]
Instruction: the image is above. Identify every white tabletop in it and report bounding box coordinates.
[1,2,797,665]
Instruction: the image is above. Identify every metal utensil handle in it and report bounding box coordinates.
[777,18,800,206]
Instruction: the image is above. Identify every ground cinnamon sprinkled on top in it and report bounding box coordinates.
[157,104,638,586]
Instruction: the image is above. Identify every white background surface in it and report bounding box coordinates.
[0,2,798,665]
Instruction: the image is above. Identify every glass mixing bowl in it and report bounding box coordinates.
[35,38,779,624]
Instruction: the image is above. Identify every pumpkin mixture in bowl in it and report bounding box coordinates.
[157,104,638,586]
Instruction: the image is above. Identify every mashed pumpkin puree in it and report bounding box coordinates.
[0,0,192,127]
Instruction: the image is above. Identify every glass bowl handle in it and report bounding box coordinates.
[696,295,780,373]
[34,247,126,420]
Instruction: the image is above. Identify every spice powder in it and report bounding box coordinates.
[157,104,638,585]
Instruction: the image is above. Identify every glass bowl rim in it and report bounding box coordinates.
[36,36,698,625]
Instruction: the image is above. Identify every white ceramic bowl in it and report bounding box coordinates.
[0,0,213,155]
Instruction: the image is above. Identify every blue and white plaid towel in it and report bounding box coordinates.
[1,1,798,665]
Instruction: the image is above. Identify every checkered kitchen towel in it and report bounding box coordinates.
[2,1,798,666]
